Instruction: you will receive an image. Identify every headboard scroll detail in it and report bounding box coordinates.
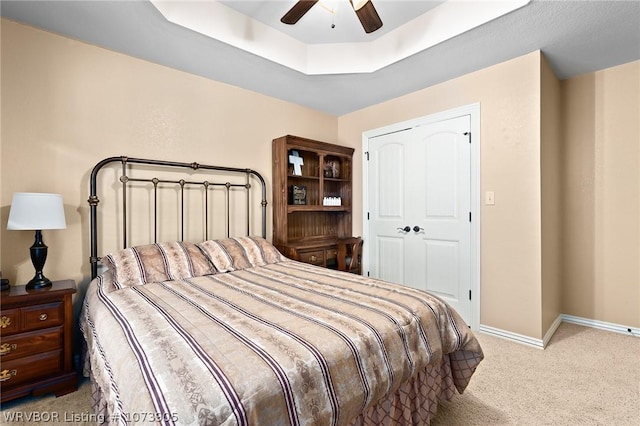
[89,156,267,279]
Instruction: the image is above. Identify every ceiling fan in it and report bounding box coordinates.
[281,0,383,34]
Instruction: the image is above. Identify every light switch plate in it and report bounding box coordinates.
[485,191,495,205]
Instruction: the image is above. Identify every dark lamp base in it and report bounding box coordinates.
[26,276,53,290]
[28,229,52,290]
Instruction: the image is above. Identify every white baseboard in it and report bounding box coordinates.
[561,314,640,338]
[478,324,545,349]
[542,314,563,347]
[479,314,639,349]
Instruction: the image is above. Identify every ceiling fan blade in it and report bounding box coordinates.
[281,1,319,25]
[351,0,383,33]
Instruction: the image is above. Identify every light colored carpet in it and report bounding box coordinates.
[431,322,640,425]
[1,322,638,425]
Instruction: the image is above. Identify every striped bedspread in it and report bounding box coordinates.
[81,238,483,425]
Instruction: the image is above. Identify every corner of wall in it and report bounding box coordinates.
[560,60,640,328]
[540,53,563,337]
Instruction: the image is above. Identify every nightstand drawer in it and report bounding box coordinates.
[22,302,63,332]
[299,250,325,265]
[325,248,337,268]
[0,309,20,334]
[0,280,77,402]
[0,327,62,361]
[0,350,62,387]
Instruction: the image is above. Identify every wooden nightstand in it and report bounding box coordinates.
[0,279,77,403]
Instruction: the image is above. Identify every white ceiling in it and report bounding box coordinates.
[152,1,530,75]
[2,1,639,116]
[219,0,446,44]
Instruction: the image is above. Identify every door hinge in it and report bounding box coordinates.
[367,212,370,220]
[464,131,471,143]
[469,290,472,300]
[365,151,369,160]
[469,212,472,222]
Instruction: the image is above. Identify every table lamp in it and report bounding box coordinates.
[7,193,67,289]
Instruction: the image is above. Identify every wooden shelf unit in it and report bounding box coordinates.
[272,135,355,268]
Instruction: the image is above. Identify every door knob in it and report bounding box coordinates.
[397,226,411,232]
[413,226,424,232]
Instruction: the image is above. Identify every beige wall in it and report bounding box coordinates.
[561,61,640,327]
[338,51,545,338]
[2,19,638,340]
[540,55,563,335]
[338,55,640,336]
[0,20,337,287]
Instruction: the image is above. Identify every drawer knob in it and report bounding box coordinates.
[0,316,11,329]
[310,255,317,262]
[0,343,17,356]
[39,313,48,321]
[0,369,17,382]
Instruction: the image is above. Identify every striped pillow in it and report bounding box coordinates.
[196,236,286,272]
[103,241,217,289]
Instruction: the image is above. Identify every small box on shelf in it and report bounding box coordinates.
[289,185,307,205]
[323,197,342,206]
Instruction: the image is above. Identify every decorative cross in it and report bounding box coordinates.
[289,150,304,176]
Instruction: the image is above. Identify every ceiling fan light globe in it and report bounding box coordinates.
[351,0,368,11]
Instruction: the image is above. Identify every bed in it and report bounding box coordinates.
[80,156,483,425]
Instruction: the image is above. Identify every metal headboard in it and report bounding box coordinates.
[88,156,267,279]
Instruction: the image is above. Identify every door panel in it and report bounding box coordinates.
[369,131,412,282]
[424,132,458,218]
[368,115,472,324]
[376,236,404,284]
[377,142,404,217]
[425,239,459,298]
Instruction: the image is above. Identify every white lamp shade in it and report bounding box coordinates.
[7,192,67,230]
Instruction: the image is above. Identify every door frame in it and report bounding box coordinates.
[362,103,481,330]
